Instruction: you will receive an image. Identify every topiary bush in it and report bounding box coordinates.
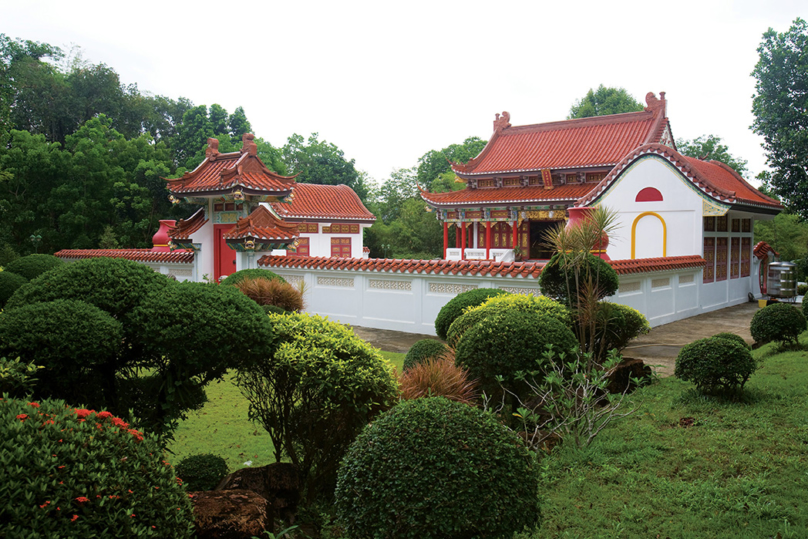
[539,252,619,305]
[594,302,651,353]
[0,299,123,407]
[434,288,510,340]
[675,336,757,394]
[174,454,229,492]
[399,352,479,405]
[750,302,807,346]
[0,270,27,308]
[335,397,540,539]
[711,332,751,350]
[403,339,448,371]
[220,268,286,286]
[0,398,194,538]
[236,313,399,505]
[4,253,63,281]
[235,277,304,312]
[798,283,808,296]
[455,309,578,401]
[446,293,571,348]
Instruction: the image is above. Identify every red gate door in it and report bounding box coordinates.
[214,225,236,282]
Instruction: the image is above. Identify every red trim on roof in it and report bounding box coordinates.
[222,206,299,241]
[420,183,595,206]
[577,143,783,211]
[271,183,375,222]
[258,254,707,278]
[55,249,195,264]
[169,208,208,241]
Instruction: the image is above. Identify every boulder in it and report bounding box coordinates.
[606,358,652,394]
[216,463,300,525]
[190,489,269,539]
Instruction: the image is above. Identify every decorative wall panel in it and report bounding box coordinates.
[317,276,354,287]
[369,280,412,291]
[428,283,478,294]
[619,281,642,293]
[651,277,671,289]
[679,274,695,284]
[498,286,541,296]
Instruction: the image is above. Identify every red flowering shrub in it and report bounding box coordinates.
[0,398,194,538]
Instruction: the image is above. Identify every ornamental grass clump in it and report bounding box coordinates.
[0,398,194,538]
[174,454,229,492]
[235,276,305,312]
[399,351,479,405]
[433,287,510,340]
[335,397,540,539]
[402,339,448,371]
[750,302,807,346]
[675,336,757,395]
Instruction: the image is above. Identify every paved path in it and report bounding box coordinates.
[351,301,767,377]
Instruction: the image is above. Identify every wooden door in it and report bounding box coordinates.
[214,224,236,282]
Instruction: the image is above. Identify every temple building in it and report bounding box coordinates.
[55,134,375,282]
[420,92,782,269]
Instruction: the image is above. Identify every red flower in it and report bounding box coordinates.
[111,417,129,429]
[71,515,79,522]
[42,420,55,426]
[96,411,113,420]
[75,497,89,503]
[16,414,28,421]
[27,402,40,408]
[74,409,93,419]
[130,514,136,518]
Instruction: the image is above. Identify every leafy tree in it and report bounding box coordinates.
[754,212,808,263]
[751,18,808,218]
[282,132,368,200]
[568,85,644,119]
[374,167,419,224]
[677,135,749,177]
[416,136,486,191]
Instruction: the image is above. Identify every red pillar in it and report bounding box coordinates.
[443,221,448,259]
[485,221,492,260]
[461,222,467,260]
[455,224,461,249]
[512,220,519,252]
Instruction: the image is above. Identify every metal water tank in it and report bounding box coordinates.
[767,261,797,298]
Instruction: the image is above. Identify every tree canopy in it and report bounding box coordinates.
[281,132,368,201]
[751,18,808,219]
[416,136,487,192]
[676,134,749,177]
[568,85,644,119]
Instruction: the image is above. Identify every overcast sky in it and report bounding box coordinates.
[4,0,807,187]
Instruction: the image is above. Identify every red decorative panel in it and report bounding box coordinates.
[446,212,458,220]
[635,187,663,202]
[566,174,577,184]
[323,224,359,234]
[519,222,529,249]
[703,237,715,283]
[586,172,606,183]
[490,210,510,220]
[703,217,715,232]
[542,169,553,189]
[741,237,751,277]
[732,219,740,233]
[297,223,318,233]
[289,237,310,257]
[529,177,541,185]
[504,178,520,186]
[330,237,352,258]
[477,179,495,188]
[742,219,751,233]
[730,237,740,279]
[492,222,512,248]
[717,215,728,232]
[465,211,483,220]
[716,237,728,281]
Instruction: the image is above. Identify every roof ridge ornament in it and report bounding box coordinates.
[494,111,511,133]
[205,138,220,160]
[644,92,666,115]
[241,133,258,156]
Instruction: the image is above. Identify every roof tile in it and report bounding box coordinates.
[222,206,299,241]
[271,183,375,221]
[55,249,194,264]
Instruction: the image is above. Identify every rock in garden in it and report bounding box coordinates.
[216,463,300,524]
[190,489,270,539]
[606,358,652,394]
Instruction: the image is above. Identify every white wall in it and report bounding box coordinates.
[301,225,371,258]
[190,219,214,281]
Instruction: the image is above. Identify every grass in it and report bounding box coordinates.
[166,350,405,471]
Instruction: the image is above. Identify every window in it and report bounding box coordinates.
[297,223,318,233]
[741,237,751,277]
[731,237,740,279]
[732,219,740,233]
[566,174,577,184]
[703,217,716,232]
[703,237,715,283]
[288,237,309,257]
[716,238,728,281]
[717,215,728,232]
[323,224,359,234]
[331,237,352,258]
[586,172,605,183]
[742,219,751,233]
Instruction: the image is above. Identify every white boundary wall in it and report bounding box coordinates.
[267,264,753,336]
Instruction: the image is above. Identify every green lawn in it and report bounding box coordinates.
[166,350,405,471]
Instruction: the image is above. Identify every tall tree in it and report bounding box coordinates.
[677,135,749,177]
[751,18,808,219]
[568,85,644,119]
[416,136,486,192]
[281,132,368,200]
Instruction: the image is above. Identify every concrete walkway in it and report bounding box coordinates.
[350,301,766,376]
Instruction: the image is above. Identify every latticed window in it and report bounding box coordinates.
[331,237,351,258]
[586,172,605,183]
[288,237,309,257]
[297,223,318,233]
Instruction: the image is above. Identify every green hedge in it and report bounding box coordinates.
[4,254,63,281]
[220,268,286,286]
[175,454,229,492]
[0,271,27,308]
[750,303,806,345]
[335,397,540,539]
[594,303,651,353]
[434,288,509,340]
[403,339,448,372]
[0,398,194,538]
[539,252,619,305]
[675,336,756,394]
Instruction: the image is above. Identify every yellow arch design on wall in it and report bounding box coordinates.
[631,211,667,259]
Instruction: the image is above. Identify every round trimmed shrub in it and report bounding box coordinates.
[174,454,229,492]
[711,332,750,350]
[0,398,194,538]
[0,270,27,308]
[434,288,509,340]
[455,309,577,399]
[403,339,448,371]
[0,299,123,406]
[539,252,619,305]
[335,397,540,539]
[595,303,651,352]
[4,254,63,281]
[446,293,571,348]
[675,336,756,394]
[750,302,807,345]
[220,268,286,286]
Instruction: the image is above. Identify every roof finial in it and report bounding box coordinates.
[644,92,666,115]
[241,133,258,156]
[494,111,511,133]
[205,138,220,158]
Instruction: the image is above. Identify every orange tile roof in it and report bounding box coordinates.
[271,183,376,222]
[222,205,299,241]
[452,93,668,176]
[577,143,783,211]
[55,249,194,264]
[754,241,778,260]
[258,254,706,278]
[420,183,595,206]
[168,208,208,241]
[165,135,296,196]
